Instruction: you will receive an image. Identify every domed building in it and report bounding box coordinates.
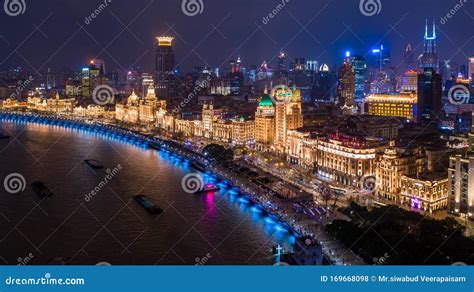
[255,93,275,151]
[254,86,303,153]
[115,84,166,124]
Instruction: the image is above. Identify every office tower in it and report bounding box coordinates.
[338,52,356,114]
[439,60,452,82]
[403,44,415,71]
[448,154,474,220]
[448,114,474,220]
[400,70,418,92]
[228,57,244,95]
[91,59,106,75]
[417,68,442,122]
[306,60,318,72]
[350,55,367,103]
[469,57,474,81]
[155,36,176,100]
[369,45,390,73]
[230,57,242,74]
[141,73,154,96]
[419,20,439,71]
[278,51,287,72]
[313,64,336,102]
[81,67,90,98]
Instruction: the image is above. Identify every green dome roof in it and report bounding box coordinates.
[259,94,273,107]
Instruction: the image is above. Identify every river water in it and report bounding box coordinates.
[0,121,295,265]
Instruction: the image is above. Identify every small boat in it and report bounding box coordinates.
[134,195,163,215]
[31,181,53,198]
[194,183,220,194]
[48,257,66,265]
[84,159,104,169]
[190,161,207,172]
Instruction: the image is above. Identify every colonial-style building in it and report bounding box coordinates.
[27,93,76,114]
[400,172,448,212]
[255,94,275,151]
[315,133,386,187]
[116,84,166,125]
[376,142,426,201]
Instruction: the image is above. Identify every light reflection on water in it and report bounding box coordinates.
[0,121,294,265]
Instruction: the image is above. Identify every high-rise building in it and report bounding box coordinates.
[448,154,474,220]
[417,68,442,122]
[400,70,418,92]
[155,36,176,100]
[306,60,318,72]
[81,67,90,98]
[350,55,367,103]
[91,59,106,75]
[468,57,474,81]
[313,64,336,102]
[403,44,415,71]
[419,20,439,71]
[448,113,474,220]
[337,52,356,114]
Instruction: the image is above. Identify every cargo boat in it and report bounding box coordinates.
[84,159,104,169]
[134,195,163,215]
[31,181,53,198]
[194,183,220,194]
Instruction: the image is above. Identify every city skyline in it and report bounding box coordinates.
[0,0,473,73]
[1,0,474,273]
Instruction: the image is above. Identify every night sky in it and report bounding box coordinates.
[0,0,473,74]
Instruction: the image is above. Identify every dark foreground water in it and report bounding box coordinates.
[0,121,294,265]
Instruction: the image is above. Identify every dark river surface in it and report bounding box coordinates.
[0,121,295,265]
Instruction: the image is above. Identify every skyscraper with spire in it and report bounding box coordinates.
[419,20,439,71]
[403,44,414,71]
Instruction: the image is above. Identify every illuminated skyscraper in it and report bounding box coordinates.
[403,44,415,71]
[313,64,336,102]
[419,20,439,71]
[155,36,176,100]
[468,57,474,81]
[417,68,442,122]
[81,67,90,98]
[350,55,367,103]
[338,52,356,114]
